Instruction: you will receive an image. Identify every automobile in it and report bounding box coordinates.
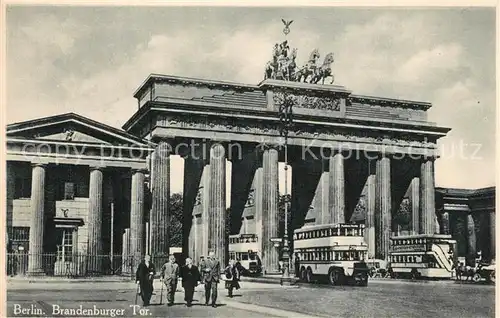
[474,261,495,284]
[366,259,388,278]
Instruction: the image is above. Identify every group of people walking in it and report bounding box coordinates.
[135,251,241,308]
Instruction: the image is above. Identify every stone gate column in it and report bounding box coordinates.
[130,169,145,264]
[329,152,345,224]
[441,212,450,235]
[262,146,279,273]
[466,213,477,266]
[409,177,420,234]
[88,166,104,274]
[318,160,330,225]
[419,157,436,234]
[28,163,46,275]
[375,156,391,261]
[208,143,227,266]
[365,164,376,259]
[151,142,170,258]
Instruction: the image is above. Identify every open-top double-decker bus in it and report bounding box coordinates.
[293,223,370,286]
[228,234,262,275]
[389,234,457,279]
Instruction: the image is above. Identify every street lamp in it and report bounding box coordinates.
[278,91,293,285]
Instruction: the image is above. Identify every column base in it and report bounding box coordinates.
[280,277,295,286]
[27,269,45,276]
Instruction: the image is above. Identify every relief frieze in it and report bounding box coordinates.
[158,115,436,148]
[273,91,342,111]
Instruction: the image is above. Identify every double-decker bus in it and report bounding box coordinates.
[228,234,262,275]
[389,234,457,279]
[293,223,370,286]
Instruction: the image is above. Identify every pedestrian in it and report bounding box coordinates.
[224,259,241,298]
[198,256,205,268]
[180,257,201,307]
[160,254,179,306]
[135,255,155,307]
[294,253,300,278]
[200,251,221,307]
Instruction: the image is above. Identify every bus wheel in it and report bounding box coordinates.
[300,267,307,282]
[359,275,368,287]
[410,269,420,280]
[306,268,313,283]
[472,273,482,283]
[328,269,341,286]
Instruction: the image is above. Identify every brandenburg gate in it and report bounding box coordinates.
[122,36,451,271]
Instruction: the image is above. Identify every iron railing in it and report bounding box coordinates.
[5,253,174,278]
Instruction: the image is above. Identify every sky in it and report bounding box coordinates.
[5,6,496,193]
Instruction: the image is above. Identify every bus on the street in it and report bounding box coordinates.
[388,234,457,279]
[293,223,370,286]
[229,234,262,275]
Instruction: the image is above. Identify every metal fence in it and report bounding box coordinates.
[6,253,140,278]
[6,253,179,278]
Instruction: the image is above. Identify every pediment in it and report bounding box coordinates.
[7,113,149,147]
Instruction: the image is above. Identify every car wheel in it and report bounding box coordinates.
[472,273,482,283]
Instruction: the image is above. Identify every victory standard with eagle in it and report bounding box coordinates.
[264,19,335,85]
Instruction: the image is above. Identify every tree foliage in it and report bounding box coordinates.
[169,192,183,247]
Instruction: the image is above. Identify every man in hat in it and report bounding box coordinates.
[161,254,179,306]
[135,255,155,307]
[200,251,221,307]
[180,257,201,307]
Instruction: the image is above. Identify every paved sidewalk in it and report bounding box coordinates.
[7,279,313,318]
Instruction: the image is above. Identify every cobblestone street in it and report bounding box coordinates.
[6,279,495,317]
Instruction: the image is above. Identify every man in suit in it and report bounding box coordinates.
[180,257,201,307]
[200,251,220,307]
[135,255,155,307]
[160,254,179,306]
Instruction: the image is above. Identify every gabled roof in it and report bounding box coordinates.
[7,112,151,147]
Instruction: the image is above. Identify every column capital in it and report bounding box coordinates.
[131,168,148,175]
[329,149,350,158]
[256,143,280,152]
[420,155,437,162]
[89,165,107,172]
[31,162,47,168]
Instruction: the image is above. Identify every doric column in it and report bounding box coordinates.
[318,160,330,225]
[409,177,420,234]
[87,166,103,273]
[490,212,495,261]
[262,146,279,273]
[208,143,227,266]
[419,158,436,234]
[365,164,376,259]
[151,142,170,257]
[441,212,450,235]
[375,156,391,261]
[466,213,477,266]
[6,162,15,232]
[329,152,345,224]
[28,163,46,275]
[130,169,145,263]
[122,228,131,273]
